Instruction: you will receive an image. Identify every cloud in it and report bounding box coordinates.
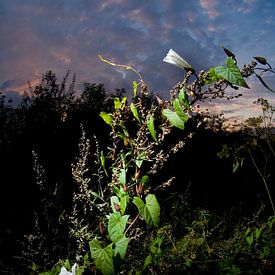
[199,0,220,19]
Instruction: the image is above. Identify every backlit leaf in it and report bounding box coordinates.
[89,239,114,275]
[173,99,188,123]
[114,235,130,259]
[215,57,249,88]
[100,112,113,126]
[108,212,129,242]
[147,115,158,142]
[133,194,160,227]
[130,103,141,123]
[178,86,191,111]
[163,109,185,130]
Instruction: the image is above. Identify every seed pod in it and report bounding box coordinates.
[137,183,144,195]
[134,170,141,181]
[253,56,267,65]
[123,184,128,192]
[220,44,235,59]
[114,203,121,211]
[98,221,106,236]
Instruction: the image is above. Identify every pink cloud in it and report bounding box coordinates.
[199,0,220,19]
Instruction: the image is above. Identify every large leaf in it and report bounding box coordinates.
[162,109,185,130]
[114,234,130,259]
[173,99,189,122]
[133,194,160,227]
[147,115,158,142]
[215,57,249,88]
[89,239,114,275]
[108,212,129,242]
[130,102,141,123]
[100,112,113,126]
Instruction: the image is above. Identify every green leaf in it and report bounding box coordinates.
[119,194,129,215]
[108,212,129,242]
[173,99,189,123]
[89,239,114,275]
[114,97,121,110]
[135,151,146,168]
[141,175,150,189]
[110,196,120,213]
[143,255,152,269]
[162,109,185,130]
[147,115,158,142]
[215,57,249,88]
[246,235,254,246]
[178,86,191,111]
[133,80,138,97]
[100,150,108,176]
[133,194,160,227]
[114,235,130,259]
[130,103,141,123]
[100,112,113,126]
[255,228,262,240]
[118,168,126,185]
[205,67,224,84]
[114,97,127,110]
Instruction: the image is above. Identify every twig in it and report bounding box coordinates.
[248,149,275,215]
[125,213,140,235]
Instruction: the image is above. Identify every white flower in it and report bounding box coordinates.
[59,263,78,275]
[163,49,193,71]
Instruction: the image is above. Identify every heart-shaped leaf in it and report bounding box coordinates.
[163,109,186,130]
[108,212,129,242]
[133,194,160,227]
[114,234,130,259]
[89,239,114,275]
[215,57,249,88]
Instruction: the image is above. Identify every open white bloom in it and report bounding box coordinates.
[163,49,193,71]
[59,263,78,275]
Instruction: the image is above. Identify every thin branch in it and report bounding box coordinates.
[248,149,275,215]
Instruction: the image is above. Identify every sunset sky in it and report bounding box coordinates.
[0,0,275,120]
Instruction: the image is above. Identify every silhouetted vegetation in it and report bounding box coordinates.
[0,50,274,274]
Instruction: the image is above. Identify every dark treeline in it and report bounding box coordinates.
[0,71,274,273]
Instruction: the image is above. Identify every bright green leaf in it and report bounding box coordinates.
[114,234,130,259]
[133,194,160,227]
[108,212,129,242]
[114,97,121,110]
[89,239,114,275]
[205,67,223,84]
[119,194,129,215]
[163,109,185,130]
[100,112,113,126]
[173,99,189,123]
[130,103,141,123]
[147,116,158,142]
[178,86,191,111]
[133,80,138,97]
[118,168,126,185]
[215,57,249,88]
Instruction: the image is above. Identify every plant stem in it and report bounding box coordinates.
[248,149,275,215]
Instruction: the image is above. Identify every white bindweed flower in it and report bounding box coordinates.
[163,49,193,71]
[59,263,78,275]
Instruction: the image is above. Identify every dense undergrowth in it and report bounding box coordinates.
[0,48,274,274]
